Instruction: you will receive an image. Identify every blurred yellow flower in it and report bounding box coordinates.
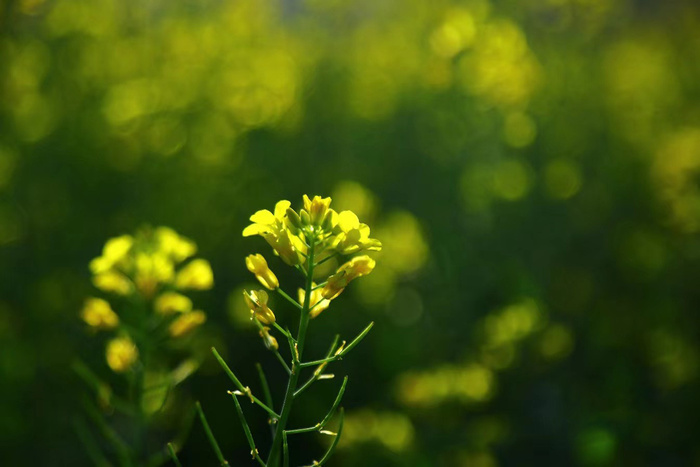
[81,297,119,329]
[154,291,193,315]
[169,310,206,338]
[245,253,279,290]
[298,284,331,319]
[322,255,376,300]
[93,271,132,295]
[135,252,175,297]
[259,326,279,350]
[106,336,138,373]
[156,227,197,263]
[89,235,133,274]
[175,259,214,290]
[243,289,276,325]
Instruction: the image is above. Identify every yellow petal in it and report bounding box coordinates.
[338,211,360,232]
[274,200,291,218]
[250,209,276,225]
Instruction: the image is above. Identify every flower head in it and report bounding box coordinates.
[245,254,279,290]
[243,289,276,325]
[332,211,382,255]
[81,297,119,329]
[322,255,376,300]
[106,336,139,373]
[243,200,304,265]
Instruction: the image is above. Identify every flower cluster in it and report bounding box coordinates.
[242,195,381,331]
[81,226,214,372]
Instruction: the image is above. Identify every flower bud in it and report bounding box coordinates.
[245,254,279,290]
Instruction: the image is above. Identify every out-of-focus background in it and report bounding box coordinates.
[2,0,700,465]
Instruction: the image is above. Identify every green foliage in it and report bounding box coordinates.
[3,0,700,464]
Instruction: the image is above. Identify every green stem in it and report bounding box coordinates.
[266,238,317,466]
[196,402,229,466]
[276,288,302,310]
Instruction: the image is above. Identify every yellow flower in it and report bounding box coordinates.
[259,326,279,350]
[169,310,206,338]
[298,284,331,319]
[106,336,138,373]
[332,211,382,255]
[93,271,133,295]
[245,254,279,290]
[242,200,303,265]
[243,289,276,325]
[302,194,332,226]
[89,235,133,274]
[154,291,193,315]
[156,227,197,263]
[81,297,119,329]
[322,255,376,300]
[134,252,175,297]
[175,259,214,290]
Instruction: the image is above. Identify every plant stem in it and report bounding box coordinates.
[266,238,316,466]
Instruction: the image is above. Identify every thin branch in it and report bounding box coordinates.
[196,402,229,466]
[230,393,267,467]
[294,335,340,398]
[256,363,274,411]
[273,349,292,375]
[298,322,373,368]
[276,288,302,311]
[211,347,280,419]
[167,443,183,467]
[287,377,347,435]
[316,408,344,466]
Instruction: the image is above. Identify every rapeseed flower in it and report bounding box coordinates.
[298,284,331,319]
[322,255,376,300]
[106,336,138,372]
[246,254,279,290]
[169,310,206,338]
[175,259,214,290]
[81,298,119,329]
[244,289,276,324]
[154,291,193,315]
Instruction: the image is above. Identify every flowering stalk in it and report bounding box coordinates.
[201,195,381,466]
[76,226,213,465]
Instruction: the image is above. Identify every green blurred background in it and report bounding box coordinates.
[3,0,700,465]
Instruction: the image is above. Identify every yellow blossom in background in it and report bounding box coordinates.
[93,271,133,295]
[259,326,279,350]
[135,252,175,297]
[245,253,279,290]
[243,289,276,325]
[81,297,119,329]
[89,235,133,274]
[322,255,376,300]
[156,227,197,262]
[106,336,139,373]
[169,310,206,338]
[298,284,331,319]
[175,259,214,290]
[154,291,193,315]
